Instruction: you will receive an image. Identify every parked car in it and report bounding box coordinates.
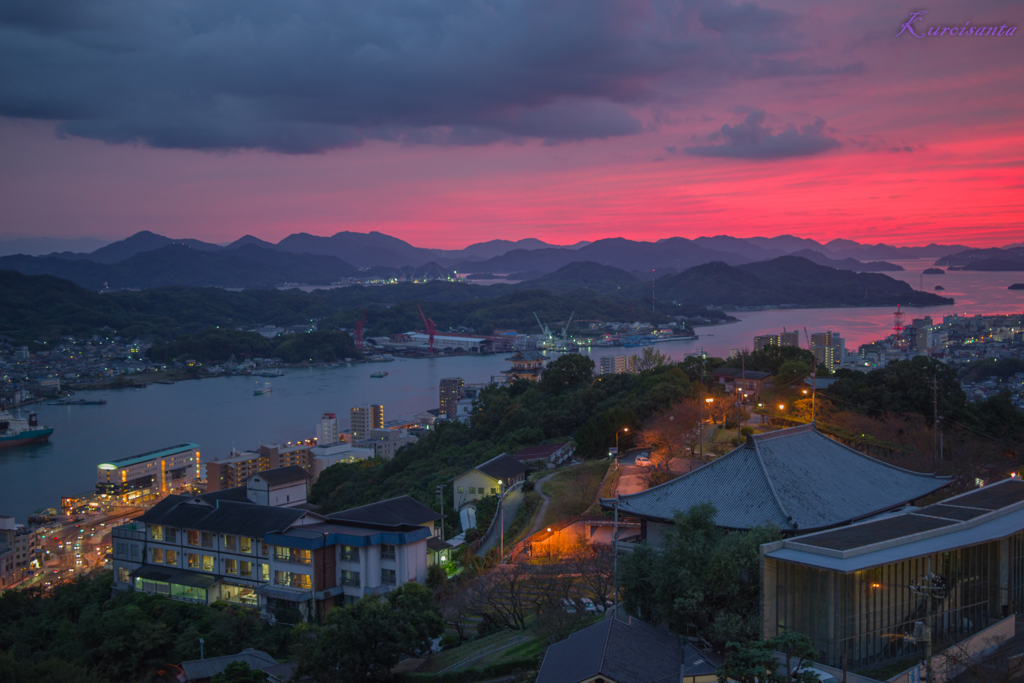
[561,598,577,613]
[634,455,651,467]
[579,597,597,614]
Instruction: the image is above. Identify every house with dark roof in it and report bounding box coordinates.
[246,465,312,507]
[711,366,773,397]
[762,478,1024,670]
[512,441,575,467]
[536,617,689,683]
[453,454,528,509]
[178,648,278,683]
[112,490,437,623]
[601,424,951,542]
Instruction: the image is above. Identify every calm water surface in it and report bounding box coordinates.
[1,259,1020,520]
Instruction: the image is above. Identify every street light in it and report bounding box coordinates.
[498,479,504,558]
[700,397,714,461]
[615,427,629,460]
[779,404,785,411]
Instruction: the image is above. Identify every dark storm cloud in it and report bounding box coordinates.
[0,0,849,154]
[684,110,841,159]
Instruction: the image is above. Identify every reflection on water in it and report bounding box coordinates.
[1,258,1019,520]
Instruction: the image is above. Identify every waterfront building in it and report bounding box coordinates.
[602,424,951,540]
[811,331,845,369]
[0,515,39,579]
[501,350,547,382]
[453,453,528,510]
[439,377,464,419]
[258,442,314,471]
[350,404,384,439]
[205,450,267,492]
[600,355,629,375]
[754,331,801,351]
[317,413,340,446]
[96,443,201,504]
[404,333,486,353]
[761,478,1024,670]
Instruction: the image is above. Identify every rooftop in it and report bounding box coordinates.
[327,495,441,528]
[767,479,1024,572]
[602,424,951,532]
[179,648,278,682]
[469,453,528,483]
[536,617,682,683]
[99,442,199,469]
[137,496,315,537]
[512,442,571,461]
[254,465,312,486]
[712,367,772,380]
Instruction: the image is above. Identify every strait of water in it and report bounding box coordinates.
[1,259,1020,521]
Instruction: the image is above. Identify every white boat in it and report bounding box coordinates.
[254,382,272,396]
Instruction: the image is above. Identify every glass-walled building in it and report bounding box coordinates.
[762,479,1024,670]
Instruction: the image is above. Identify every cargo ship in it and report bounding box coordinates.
[0,407,54,448]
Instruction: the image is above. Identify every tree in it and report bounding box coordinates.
[634,346,671,372]
[540,354,595,393]
[211,661,268,683]
[717,639,787,683]
[637,400,702,461]
[775,360,811,387]
[295,583,442,683]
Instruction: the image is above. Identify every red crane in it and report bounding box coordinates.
[354,310,367,350]
[417,305,437,353]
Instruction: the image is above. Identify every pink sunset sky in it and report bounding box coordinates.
[0,0,1021,249]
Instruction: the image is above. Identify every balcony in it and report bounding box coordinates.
[341,577,361,587]
[380,551,396,561]
[340,552,359,563]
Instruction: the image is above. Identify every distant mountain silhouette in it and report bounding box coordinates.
[49,230,222,264]
[654,256,949,307]
[789,249,902,272]
[274,231,437,267]
[935,247,1024,270]
[0,243,358,289]
[513,261,642,296]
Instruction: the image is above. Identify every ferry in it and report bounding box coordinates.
[258,369,285,378]
[254,382,272,395]
[0,407,54,448]
[370,371,389,378]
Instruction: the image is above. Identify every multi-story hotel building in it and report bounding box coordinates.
[96,443,201,503]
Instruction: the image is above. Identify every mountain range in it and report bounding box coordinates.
[0,228,1010,291]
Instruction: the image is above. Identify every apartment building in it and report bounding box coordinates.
[206,450,268,492]
[0,515,38,581]
[439,377,464,419]
[354,429,417,460]
[350,404,384,439]
[811,331,845,369]
[753,331,800,351]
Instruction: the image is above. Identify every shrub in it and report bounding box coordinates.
[741,426,754,436]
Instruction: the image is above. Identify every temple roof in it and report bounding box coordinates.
[602,424,951,532]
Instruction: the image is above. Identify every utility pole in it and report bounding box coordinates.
[613,494,620,620]
[699,353,705,460]
[436,485,445,542]
[199,638,204,660]
[933,376,939,460]
[739,356,745,442]
[499,480,505,559]
[810,367,816,423]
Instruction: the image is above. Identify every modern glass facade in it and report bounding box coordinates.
[772,539,1009,669]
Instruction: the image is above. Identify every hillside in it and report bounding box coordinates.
[935,247,1024,269]
[655,257,951,308]
[0,244,360,289]
[512,261,642,296]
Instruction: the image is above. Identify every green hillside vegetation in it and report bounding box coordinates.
[148,329,362,364]
[310,354,694,524]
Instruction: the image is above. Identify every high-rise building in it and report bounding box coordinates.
[439,378,464,419]
[600,356,628,374]
[350,404,384,439]
[810,331,845,369]
[754,332,801,351]
[318,413,340,446]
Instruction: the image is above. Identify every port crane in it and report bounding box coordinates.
[418,305,438,352]
[533,312,553,339]
[560,311,575,340]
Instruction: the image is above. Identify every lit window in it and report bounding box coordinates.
[240,537,252,554]
[151,525,163,541]
[202,555,214,572]
[225,559,237,574]
[166,550,177,565]
[240,561,253,578]
[152,548,163,564]
[188,553,199,569]
[187,530,199,546]
[457,486,463,493]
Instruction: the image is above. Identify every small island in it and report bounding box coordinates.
[923,267,945,274]
[1010,283,1024,290]
[934,285,945,291]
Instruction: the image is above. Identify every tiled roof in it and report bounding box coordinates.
[137,497,313,537]
[255,465,312,486]
[327,495,441,527]
[198,486,250,504]
[711,367,772,380]
[536,617,682,683]
[180,648,278,682]
[471,453,528,482]
[513,442,571,461]
[604,424,951,531]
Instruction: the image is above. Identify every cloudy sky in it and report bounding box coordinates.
[0,0,1021,248]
